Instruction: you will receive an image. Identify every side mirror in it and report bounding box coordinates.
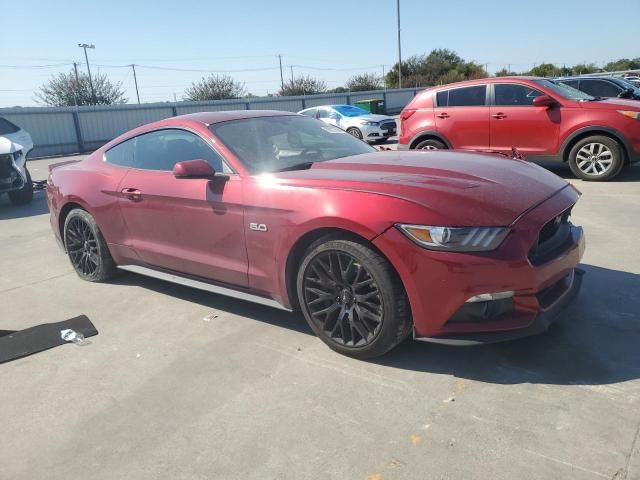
[533,95,555,107]
[618,88,634,99]
[173,159,216,179]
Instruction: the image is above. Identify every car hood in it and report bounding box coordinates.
[0,130,33,154]
[274,151,569,226]
[351,114,394,122]
[579,97,640,110]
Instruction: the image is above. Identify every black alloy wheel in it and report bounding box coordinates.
[303,250,383,347]
[297,238,412,359]
[66,216,100,276]
[63,208,117,282]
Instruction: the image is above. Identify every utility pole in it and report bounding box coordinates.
[78,43,96,104]
[173,93,177,102]
[131,64,140,104]
[72,62,80,106]
[290,64,294,83]
[382,64,385,89]
[278,54,284,90]
[396,0,402,89]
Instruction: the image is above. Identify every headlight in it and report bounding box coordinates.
[362,120,380,126]
[618,110,640,120]
[396,224,509,252]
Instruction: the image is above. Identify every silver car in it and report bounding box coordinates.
[0,117,34,205]
[298,104,397,143]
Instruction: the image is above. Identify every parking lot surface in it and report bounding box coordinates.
[1,155,639,480]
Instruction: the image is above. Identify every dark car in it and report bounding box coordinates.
[557,76,640,101]
[398,77,640,181]
[46,111,585,358]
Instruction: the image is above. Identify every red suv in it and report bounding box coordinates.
[399,76,640,181]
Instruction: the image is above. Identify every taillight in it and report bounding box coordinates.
[400,109,417,121]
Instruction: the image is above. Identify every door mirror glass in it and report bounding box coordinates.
[532,95,554,107]
[173,159,216,179]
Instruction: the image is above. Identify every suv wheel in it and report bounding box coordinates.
[8,168,33,205]
[568,136,624,181]
[296,238,412,359]
[63,208,117,282]
[415,139,446,150]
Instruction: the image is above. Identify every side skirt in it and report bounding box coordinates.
[118,264,292,312]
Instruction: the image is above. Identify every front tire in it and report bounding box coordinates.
[63,208,117,282]
[346,127,363,140]
[414,139,446,150]
[568,135,624,181]
[8,168,33,205]
[296,238,412,359]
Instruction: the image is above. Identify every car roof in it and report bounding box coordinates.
[427,76,541,91]
[173,110,297,125]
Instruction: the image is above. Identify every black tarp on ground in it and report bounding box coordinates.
[0,315,97,364]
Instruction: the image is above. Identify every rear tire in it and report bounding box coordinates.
[568,135,624,181]
[296,237,412,359]
[414,139,446,150]
[346,127,363,140]
[63,208,117,282]
[8,168,33,205]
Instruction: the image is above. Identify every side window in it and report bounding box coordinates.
[494,84,543,106]
[301,108,317,117]
[447,86,486,107]
[105,138,135,167]
[436,90,449,107]
[580,80,621,98]
[0,117,21,134]
[317,109,330,119]
[133,129,227,172]
[561,80,580,89]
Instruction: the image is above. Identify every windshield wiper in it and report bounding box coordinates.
[273,161,315,172]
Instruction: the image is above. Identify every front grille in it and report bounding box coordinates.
[381,121,396,132]
[0,154,14,178]
[528,208,573,266]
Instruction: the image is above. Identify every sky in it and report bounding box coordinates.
[1,0,638,107]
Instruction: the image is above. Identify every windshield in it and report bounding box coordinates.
[534,79,595,101]
[209,115,375,174]
[332,105,369,117]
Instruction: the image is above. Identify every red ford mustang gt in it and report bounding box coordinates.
[46,111,585,358]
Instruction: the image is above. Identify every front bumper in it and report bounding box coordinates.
[360,122,397,142]
[372,186,585,344]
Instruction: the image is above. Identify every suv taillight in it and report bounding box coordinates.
[400,109,417,121]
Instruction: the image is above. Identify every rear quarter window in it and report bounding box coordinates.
[436,90,449,107]
[105,138,134,167]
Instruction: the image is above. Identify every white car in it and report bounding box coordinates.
[298,104,397,143]
[0,117,34,205]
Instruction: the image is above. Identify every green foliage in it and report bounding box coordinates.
[346,73,383,91]
[185,75,247,101]
[385,49,487,88]
[35,70,126,106]
[279,76,326,96]
[603,58,640,72]
[328,86,349,93]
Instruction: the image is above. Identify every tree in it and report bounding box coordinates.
[35,70,126,106]
[603,58,640,72]
[185,75,247,101]
[570,63,600,75]
[495,68,518,77]
[346,73,383,91]
[385,49,487,88]
[279,75,326,96]
[528,63,561,77]
[327,86,349,94]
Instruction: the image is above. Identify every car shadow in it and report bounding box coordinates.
[113,263,640,387]
[0,190,49,220]
[540,161,640,182]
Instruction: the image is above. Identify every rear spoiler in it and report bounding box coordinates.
[48,159,81,173]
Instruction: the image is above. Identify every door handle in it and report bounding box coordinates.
[491,113,507,119]
[436,112,450,119]
[121,188,142,201]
